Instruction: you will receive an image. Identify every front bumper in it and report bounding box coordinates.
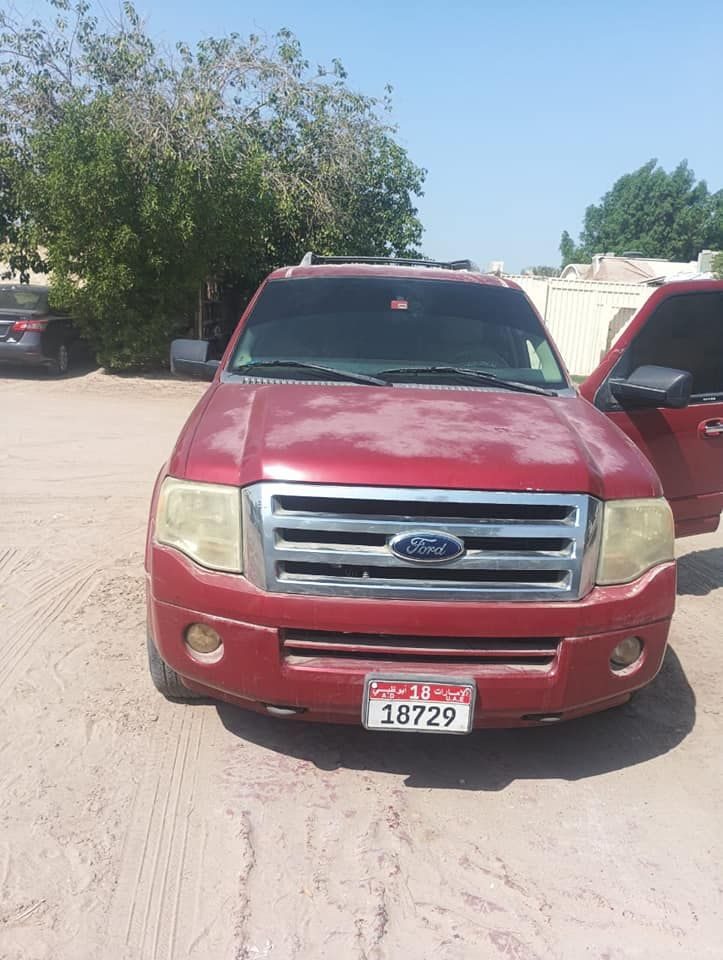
[147,545,676,728]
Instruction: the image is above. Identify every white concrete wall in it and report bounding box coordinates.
[509,276,653,377]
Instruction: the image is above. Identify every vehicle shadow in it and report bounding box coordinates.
[106,369,178,382]
[677,548,723,596]
[0,355,98,380]
[214,646,695,791]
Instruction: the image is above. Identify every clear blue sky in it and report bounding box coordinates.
[133,0,723,270]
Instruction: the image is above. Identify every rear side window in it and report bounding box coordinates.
[228,277,566,387]
[623,292,723,399]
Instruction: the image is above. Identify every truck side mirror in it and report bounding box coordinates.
[610,365,692,409]
[170,339,220,381]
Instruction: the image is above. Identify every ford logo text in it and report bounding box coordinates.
[389,531,465,564]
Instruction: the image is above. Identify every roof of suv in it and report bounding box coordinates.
[268,262,516,287]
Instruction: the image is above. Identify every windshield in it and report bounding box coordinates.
[228,277,567,388]
[0,286,49,312]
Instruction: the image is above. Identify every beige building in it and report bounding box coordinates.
[560,250,718,284]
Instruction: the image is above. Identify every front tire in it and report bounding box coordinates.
[146,629,203,702]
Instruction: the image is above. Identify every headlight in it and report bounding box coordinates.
[596,498,673,586]
[155,478,242,573]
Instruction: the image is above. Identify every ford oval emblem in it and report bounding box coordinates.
[389,531,465,564]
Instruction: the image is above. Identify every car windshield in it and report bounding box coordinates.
[228,277,567,389]
[0,287,49,312]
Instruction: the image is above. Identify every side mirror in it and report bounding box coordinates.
[170,339,220,382]
[610,365,692,409]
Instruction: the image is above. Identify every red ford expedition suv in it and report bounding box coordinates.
[145,255,723,733]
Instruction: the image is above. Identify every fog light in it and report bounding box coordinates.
[185,623,222,654]
[610,636,643,671]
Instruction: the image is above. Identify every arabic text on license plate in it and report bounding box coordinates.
[363,677,476,734]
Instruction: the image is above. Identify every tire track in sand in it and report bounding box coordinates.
[0,546,35,580]
[0,553,98,693]
[106,705,239,960]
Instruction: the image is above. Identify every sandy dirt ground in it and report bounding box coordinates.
[0,369,721,960]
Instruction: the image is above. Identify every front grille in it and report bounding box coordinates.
[282,629,561,666]
[243,483,600,602]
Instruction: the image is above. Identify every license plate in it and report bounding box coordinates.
[362,675,476,734]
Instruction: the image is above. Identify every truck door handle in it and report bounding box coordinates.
[700,419,723,438]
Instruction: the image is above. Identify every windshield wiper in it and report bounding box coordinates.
[231,360,389,387]
[375,365,556,396]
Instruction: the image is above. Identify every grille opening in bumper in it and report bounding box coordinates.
[282,629,561,666]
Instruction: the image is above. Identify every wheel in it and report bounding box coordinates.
[146,628,203,702]
[48,342,70,377]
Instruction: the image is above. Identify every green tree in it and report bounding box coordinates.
[560,160,723,266]
[0,1,425,368]
[523,265,561,278]
[559,230,579,267]
[0,143,46,281]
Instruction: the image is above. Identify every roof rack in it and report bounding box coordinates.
[299,252,480,272]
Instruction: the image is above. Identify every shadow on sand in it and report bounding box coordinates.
[213,646,694,791]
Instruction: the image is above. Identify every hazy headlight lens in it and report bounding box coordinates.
[596,498,673,586]
[155,478,242,572]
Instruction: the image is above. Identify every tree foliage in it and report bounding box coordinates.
[560,160,723,266]
[0,1,425,368]
[523,265,560,278]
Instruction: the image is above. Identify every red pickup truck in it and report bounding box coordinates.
[145,256,723,733]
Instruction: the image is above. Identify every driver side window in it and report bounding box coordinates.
[617,291,723,401]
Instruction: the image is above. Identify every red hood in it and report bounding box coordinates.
[170,382,662,499]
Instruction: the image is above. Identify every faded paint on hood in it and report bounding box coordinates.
[169,382,662,499]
